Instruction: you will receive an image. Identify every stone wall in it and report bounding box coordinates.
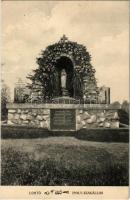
[76,109,119,130]
[8,108,50,129]
[7,103,120,130]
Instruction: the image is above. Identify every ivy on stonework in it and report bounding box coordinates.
[27,35,97,99]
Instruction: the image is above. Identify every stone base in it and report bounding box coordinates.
[61,88,68,96]
[76,109,119,130]
[7,103,120,130]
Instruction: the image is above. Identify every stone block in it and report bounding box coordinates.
[35,120,40,126]
[98,117,106,122]
[14,114,20,120]
[26,115,32,120]
[111,121,119,128]
[104,122,111,128]
[40,121,47,128]
[8,120,14,125]
[12,119,19,124]
[8,113,14,120]
[81,120,86,126]
[32,112,37,117]
[23,120,29,124]
[98,122,103,127]
[45,121,49,128]
[37,109,44,114]
[43,109,50,115]
[105,111,114,119]
[43,115,49,121]
[76,123,83,130]
[77,115,81,123]
[36,115,43,121]
[17,109,22,114]
[30,121,35,126]
[113,112,119,120]
[17,119,22,124]
[9,109,16,113]
[87,115,97,124]
[86,118,93,124]
[79,110,83,114]
[98,112,105,118]
[23,109,29,114]
[20,114,27,120]
[91,115,97,122]
[82,111,90,120]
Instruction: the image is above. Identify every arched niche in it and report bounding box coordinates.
[28,35,97,100]
[54,56,74,97]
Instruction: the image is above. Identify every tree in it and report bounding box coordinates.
[121,100,129,114]
[27,35,97,100]
[117,100,129,126]
[1,80,11,120]
[110,101,121,109]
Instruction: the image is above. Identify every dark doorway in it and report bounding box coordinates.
[55,56,74,97]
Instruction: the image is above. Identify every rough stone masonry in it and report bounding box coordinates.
[7,103,120,130]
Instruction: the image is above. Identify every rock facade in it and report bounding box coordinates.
[7,104,120,130]
[76,109,119,130]
[8,108,50,129]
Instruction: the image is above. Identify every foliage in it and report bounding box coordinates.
[1,81,11,120]
[1,125,129,142]
[121,100,129,114]
[110,101,121,108]
[121,101,129,125]
[118,108,129,125]
[27,36,97,99]
[110,100,129,125]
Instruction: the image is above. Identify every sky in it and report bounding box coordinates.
[2,1,129,102]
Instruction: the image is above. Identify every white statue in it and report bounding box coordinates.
[61,69,66,89]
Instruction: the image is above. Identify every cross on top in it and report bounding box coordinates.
[60,34,68,43]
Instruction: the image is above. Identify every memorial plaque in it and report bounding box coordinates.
[50,109,76,130]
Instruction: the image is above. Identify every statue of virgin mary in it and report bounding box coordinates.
[61,69,67,89]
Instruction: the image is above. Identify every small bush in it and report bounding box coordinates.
[76,128,129,142]
[1,126,129,143]
[118,109,129,125]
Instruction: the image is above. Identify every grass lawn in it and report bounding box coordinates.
[1,136,129,186]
